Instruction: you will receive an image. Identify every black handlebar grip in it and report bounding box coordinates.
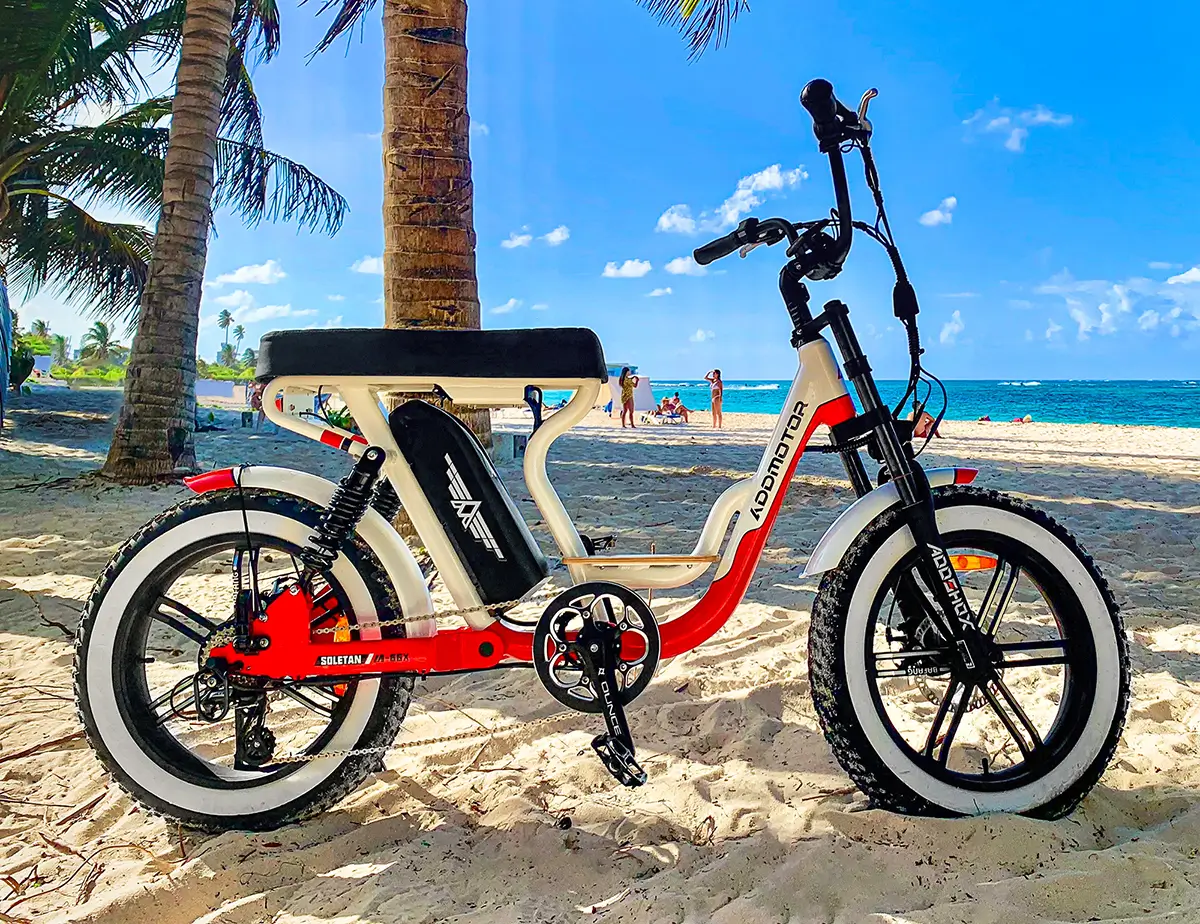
[693,233,739,266]
[801,78,838,128]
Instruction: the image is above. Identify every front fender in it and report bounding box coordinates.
[184,466,436,637]
[802,467,978,577]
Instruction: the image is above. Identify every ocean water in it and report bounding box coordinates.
[611,380,1200,428]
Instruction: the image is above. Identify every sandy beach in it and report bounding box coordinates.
[3,382,1200,922]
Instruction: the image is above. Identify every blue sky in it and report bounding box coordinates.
[21,0,1200,379]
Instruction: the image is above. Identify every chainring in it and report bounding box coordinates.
[532,582,660,715]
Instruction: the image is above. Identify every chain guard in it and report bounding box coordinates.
[532,582,660,715]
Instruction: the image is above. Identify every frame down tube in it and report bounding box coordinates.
[655,338,855,659]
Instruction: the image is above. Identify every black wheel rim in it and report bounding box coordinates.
[864,530,1097,792]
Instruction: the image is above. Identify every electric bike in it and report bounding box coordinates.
[74,80,1130,830]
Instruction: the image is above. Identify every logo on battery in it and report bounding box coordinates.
[445,455,506,560]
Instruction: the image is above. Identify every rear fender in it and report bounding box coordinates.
[184,466,436,637]
[803,467,978,577]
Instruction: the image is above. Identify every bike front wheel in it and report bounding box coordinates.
[809,486,1129,818]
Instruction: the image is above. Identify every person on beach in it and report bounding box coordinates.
[619,366,639,428]
[705,369,724,429]
[250,381,270,431]
[670,391,691,423]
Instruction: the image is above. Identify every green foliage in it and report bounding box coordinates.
[80,320,121,363]
[1,0,347,326]
[204,364,254,382]
[17,332,52,355]
[51,362,125,384]
[9,342,34,388]
[323,403,354,431]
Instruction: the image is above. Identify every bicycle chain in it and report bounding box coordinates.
[198,591,563,765]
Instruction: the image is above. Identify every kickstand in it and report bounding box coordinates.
[577,618,647,787]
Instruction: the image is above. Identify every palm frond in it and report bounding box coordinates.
[635,0,747,57]
[2,195,151,323]
[214,136,347,234]
[305,0,378,56]
[0,0,76,74]
[221,44,264,149]
[232,0,281,64]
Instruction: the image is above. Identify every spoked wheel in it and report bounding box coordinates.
[809,486,1129,818]
[75,490,413,831]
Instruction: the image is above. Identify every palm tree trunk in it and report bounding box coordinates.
[101,0,236,483]
[381,0,490,446]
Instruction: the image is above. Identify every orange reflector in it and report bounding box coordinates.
[949,554,998,572]
[333,613,351,643]
[332,683,348,697]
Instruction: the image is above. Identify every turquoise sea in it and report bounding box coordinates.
[616,380,1200,428]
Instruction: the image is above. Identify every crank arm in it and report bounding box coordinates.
[577,623,646,787]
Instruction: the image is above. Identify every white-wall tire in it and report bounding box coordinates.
[74,490,413,831]
[808,486,1129,818]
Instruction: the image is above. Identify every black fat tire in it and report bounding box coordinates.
[808,486,1129,819]
[74,490,414,832]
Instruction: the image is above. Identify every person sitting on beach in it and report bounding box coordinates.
[669,391,691,423]
[705,369,724,429]
[913,410,942,439]
[250,381,271,432]
[619,366,639,429]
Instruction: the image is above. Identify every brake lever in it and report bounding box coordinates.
[857,88,878,135]
[739,241,764,258]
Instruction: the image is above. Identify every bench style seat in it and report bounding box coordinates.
[256,327,607,382]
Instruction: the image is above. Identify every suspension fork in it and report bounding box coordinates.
[822,300,985,664]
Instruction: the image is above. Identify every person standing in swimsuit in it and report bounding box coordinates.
[705,369,724,429]
[619,366,639,428]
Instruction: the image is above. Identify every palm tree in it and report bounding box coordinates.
[310,0,741,451]
[217,342,235,367]
[50,333,71,365]
[240,345,256,368]
[80,320,117,363]
[100,0,349,482]
[217,308,234,345]
[232,322,245,352]
[30,318,49,337]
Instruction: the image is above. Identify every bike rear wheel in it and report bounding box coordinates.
[75,490,413,831]
[809,486,1128,818]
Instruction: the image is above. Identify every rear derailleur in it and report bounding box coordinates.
[532,582,661,787]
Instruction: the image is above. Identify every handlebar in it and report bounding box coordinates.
[693,228,743,266]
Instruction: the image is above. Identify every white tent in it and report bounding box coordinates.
[606,375,655,413]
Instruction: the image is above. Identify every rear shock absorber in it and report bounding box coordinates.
[301,446,386,571]
[370,478,402,522]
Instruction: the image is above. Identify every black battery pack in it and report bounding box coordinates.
[388,400,549,605]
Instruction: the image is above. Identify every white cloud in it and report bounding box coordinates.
[919,197,957,227]
[656,205,697,234]
[1138,309,1160,331]
[1045,318,1063,339]
[541,225,570,246]
[327,294,345,302]
[1149,261,1181,270]
[1004,128,1029,152]
[939,310,965,345]
[941,291,979,298]
[963,101,1073,152]
[1167,266,1200,285]
[302,315,345,329]
[501,232,533,249]
[531,303,549,311]
[646,287,673,297]
[241,304,317,324]
[715,164,806,229]
[208,259,286,288]
[471,122,489,136]
[1025,329,1034,341]
[1009,299,1033,309]
[689,328,715,343]
[1068,303,1095,340]
[603,259,652,278]
[491,298,522,314]
[351,255,384,275]
[655,165,806,235]
[664,256,706,276]
[213,289,255,309]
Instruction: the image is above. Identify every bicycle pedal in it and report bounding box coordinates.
[592,733,647,787]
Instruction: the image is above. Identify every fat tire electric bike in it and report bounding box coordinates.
[75,80,1130,831]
